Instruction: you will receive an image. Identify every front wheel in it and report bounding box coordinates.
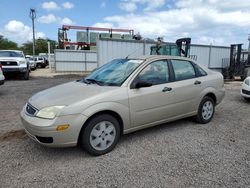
[195,96,215,124]
[244,97,250,102]
[23,70,29,80]
[80,114,121,156]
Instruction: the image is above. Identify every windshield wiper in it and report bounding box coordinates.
[85,78,103,86]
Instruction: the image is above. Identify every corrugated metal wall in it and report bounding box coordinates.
[97,39,153,66]
[54,39,230,72]
[97,38,230,69]
[55,49,97,72]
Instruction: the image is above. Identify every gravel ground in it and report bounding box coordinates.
[0,70,249,188]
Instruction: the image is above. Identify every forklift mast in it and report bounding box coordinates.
[229,44,243,78]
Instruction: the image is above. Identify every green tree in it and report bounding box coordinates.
[0,35,19,50]
[21,38,57,55]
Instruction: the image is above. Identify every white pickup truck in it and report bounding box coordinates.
[0,50,29,80]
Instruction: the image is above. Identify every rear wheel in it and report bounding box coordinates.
[80,114,121,156]
[195,96,215,124]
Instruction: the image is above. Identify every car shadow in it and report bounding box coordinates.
[15,117,195,159]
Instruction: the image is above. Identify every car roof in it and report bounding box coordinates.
[137,55,194,62]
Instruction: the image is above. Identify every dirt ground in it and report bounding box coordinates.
[0,69,249,187]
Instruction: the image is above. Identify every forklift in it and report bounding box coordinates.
[223,43,250,80]
[150,37,191,57]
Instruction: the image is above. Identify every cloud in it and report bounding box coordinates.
[119,0,166,12]
[100,2,106,8]
[119,1,137,12]
[37,14,57,24]
[3,20,45,44]
[92,22,114,28]
[38,14,75,25]
[62,2,74,9]
[94,0,250,46]
[60,17,75,25]
[42,1,60,11]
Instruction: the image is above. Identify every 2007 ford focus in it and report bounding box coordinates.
[21,55,225,155]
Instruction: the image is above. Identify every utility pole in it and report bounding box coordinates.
[30,9,36,57]
[248,34,250,64]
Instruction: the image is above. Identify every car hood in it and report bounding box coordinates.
[28,81,118,109]
[0,57,25,61]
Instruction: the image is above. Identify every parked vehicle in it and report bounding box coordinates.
[0,63,5,85]
[21,55,225,155]
[241,76,250,101]
[25,56,37,71]
[0,50,29,80]
[35,56,48,68]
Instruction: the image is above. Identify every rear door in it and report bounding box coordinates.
[168,59,204,114]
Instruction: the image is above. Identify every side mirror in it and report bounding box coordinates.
[132,80,152,89]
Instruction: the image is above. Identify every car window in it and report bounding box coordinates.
[194,64,207,76]
[137,60,169,85]
[171,60,196,81]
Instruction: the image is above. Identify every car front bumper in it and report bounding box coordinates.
[2,67,28,73]
[241,83,250,98]
[20,107,88,147]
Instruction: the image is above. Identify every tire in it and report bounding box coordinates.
[37,64,42,68]
[23,70,29,80]
[241,76,246,81]
[244,97,250,102]
[80,114,121,156]
[195,96,215,124]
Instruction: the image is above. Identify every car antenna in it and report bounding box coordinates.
[125,40,145,59]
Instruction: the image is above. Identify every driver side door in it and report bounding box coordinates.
[128,60,178,127]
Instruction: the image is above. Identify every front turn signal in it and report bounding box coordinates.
[56,124,70,131]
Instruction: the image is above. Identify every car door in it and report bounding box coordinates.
[167,59,204,115]
[128,60,179,127]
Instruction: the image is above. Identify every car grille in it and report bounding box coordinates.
[0,61,18,66]
[25,103,37,116]
[242,89,250,95]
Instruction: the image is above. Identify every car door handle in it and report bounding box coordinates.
[162,87,172,92]
[194,80,201,85]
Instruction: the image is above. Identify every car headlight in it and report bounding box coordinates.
[36,106,65,119]
[19,61,26,64]
[245,78,250,86]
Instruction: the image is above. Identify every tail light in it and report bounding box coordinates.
[0,63,2,70]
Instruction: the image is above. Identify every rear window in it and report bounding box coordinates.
[194,64,207,76]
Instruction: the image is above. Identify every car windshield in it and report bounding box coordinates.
[0,51,23,57]
[83,59,144,86]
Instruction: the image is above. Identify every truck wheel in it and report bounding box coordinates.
[80,114,121,156]
[23,70,29,80]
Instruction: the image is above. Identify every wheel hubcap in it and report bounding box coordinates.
[90,121,116,151]
[202,101,214,120]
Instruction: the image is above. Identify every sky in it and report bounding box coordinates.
[0,0,250,47]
